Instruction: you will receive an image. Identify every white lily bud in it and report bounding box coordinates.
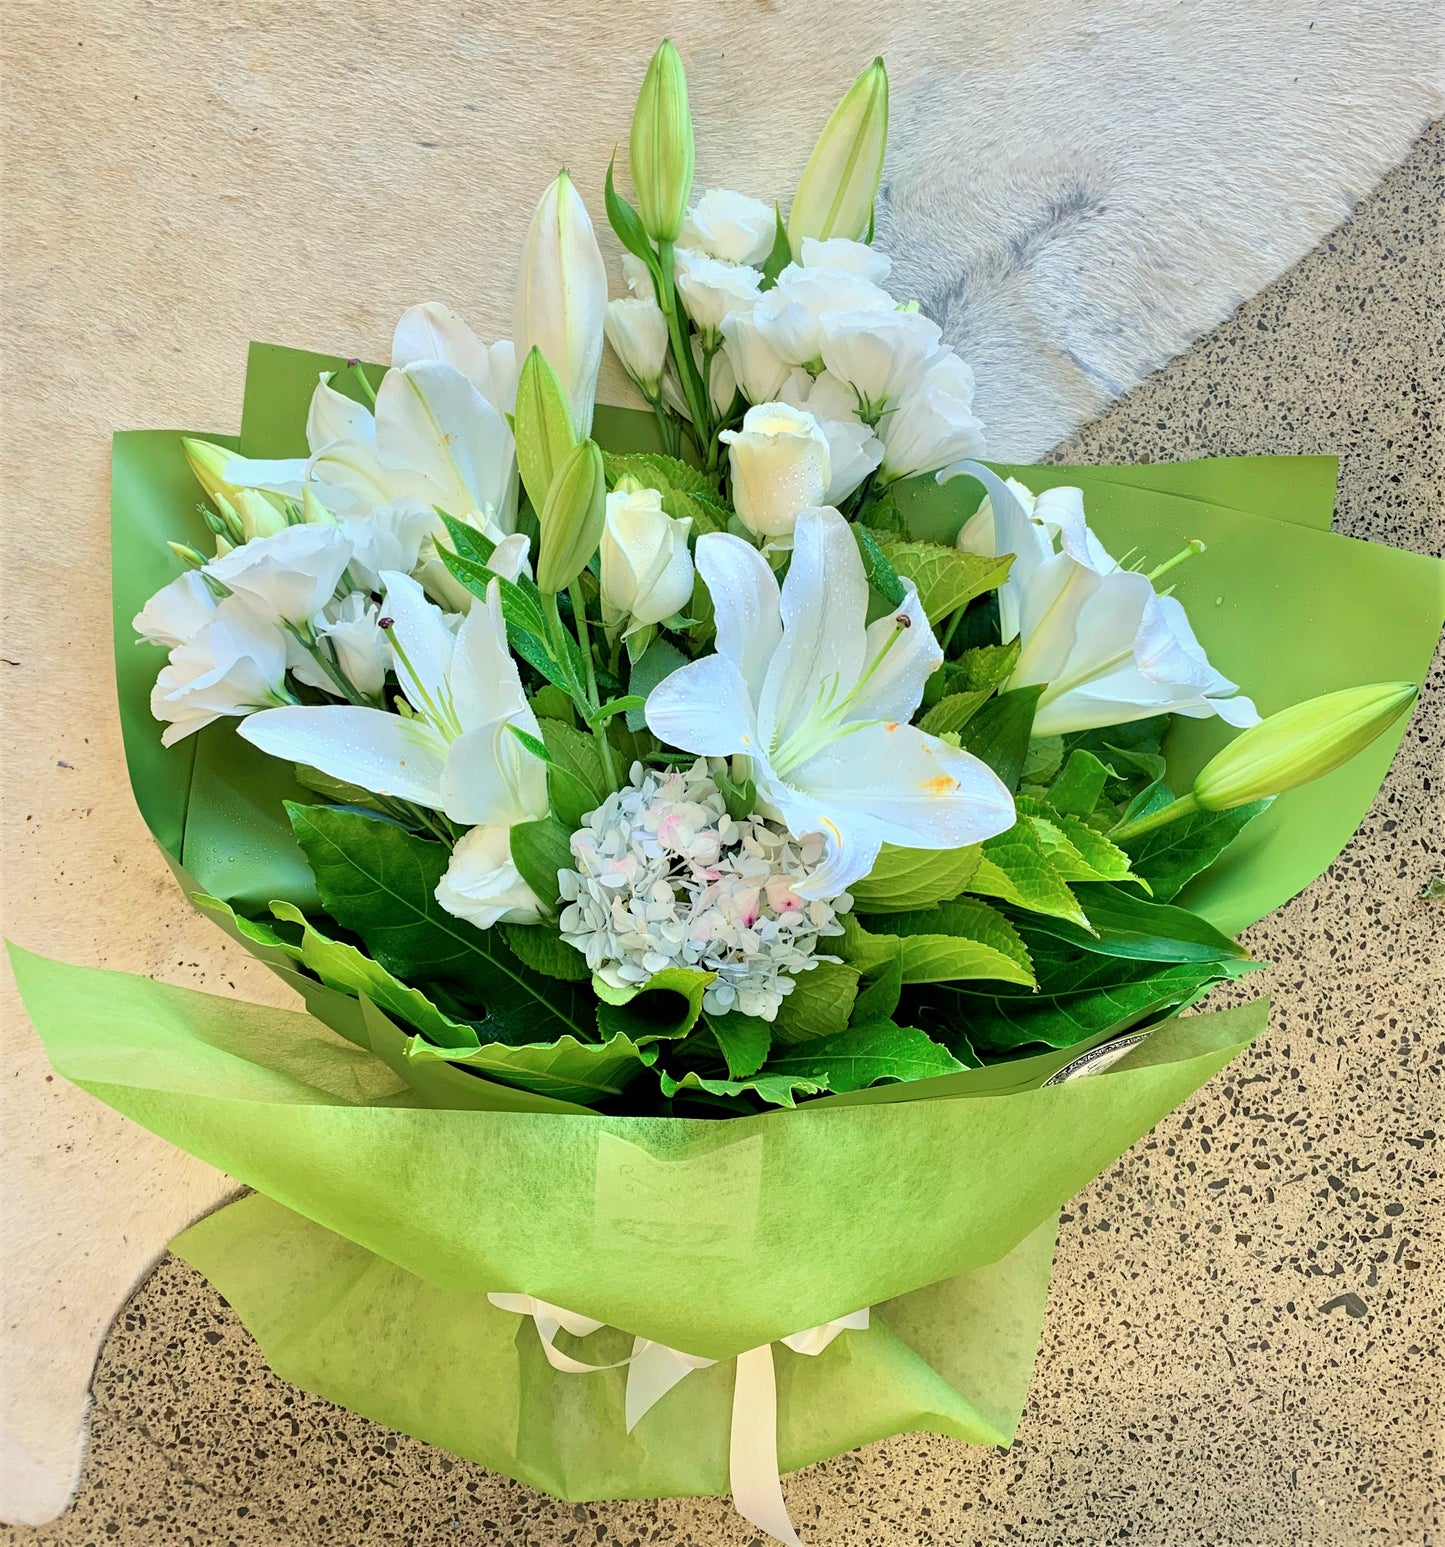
[788,57,889,247]
[600,486,695,636]
[436,822,548,930]
[514,171,608,435]
[629,39,694,244]
[719,402,832,543]
[682,189,777,266]
[604,296,669,396]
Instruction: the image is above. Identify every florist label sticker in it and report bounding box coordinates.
[593,1131,764,1257]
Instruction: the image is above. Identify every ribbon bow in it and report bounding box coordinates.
[488,1292,869,1545]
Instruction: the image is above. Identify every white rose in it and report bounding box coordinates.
[751,261,895,368]
[133,570,218,649]
[879,351,987,483]
[435,822,548,929]
[600,486,695,635]
[681,189,776,266]
[818,308,942,415]
[604,296,669,396]
[150,595,289,746]
[799,236,892,285]
[206,524,354,626]
[719,402,832,542]
[719,310,792,404]
[673,248,764,337]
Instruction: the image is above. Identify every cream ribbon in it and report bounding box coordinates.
[488,1292,869,1545]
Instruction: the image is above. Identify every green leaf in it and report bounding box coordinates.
[625,636,689,729]
[703,1011,772,1080]
[291,763,388,815]
[538,717,608,826]
[956,684,1043,791]
[531,685,575,723]
[835,914,902,976]
[604,157,663,292]
[947,640,1021,693]
[881,542,1012,626]
[1018,884,1251,964]
[850,946,903,1025]
[192,893,302,970]
[409,1027,652,1103]
[848,843,981,912]
[1119,798,1272,903]
[771,959,860,1043]
[760,203,791,287]
[1018,798,1135,884]
[1047,749,1114,817]
[878,899,1035,986]
[945,949,1259,1051]
[595,967,715,1045]
[268,900,483,1048]
[501,921,590,980]
[658,1068,825,1108]
[968,819,1088,926]
[853,524,905,608]
[509,815,575,911]
[767,1020,964,1093]
[918,689,992,738]
[287,804,595,1043]
[662,486,732,535]
[602,450,715,498]
[1020,735,1065,787]
[514,346,579,511]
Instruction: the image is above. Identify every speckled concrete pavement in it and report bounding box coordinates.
[7,122,1441,1547]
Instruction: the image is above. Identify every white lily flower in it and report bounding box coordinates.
[719,309,792,404]
[673,248,764,338]
[944,463,1260,736]
[752,261,895,369]
[514,171,608,435]
[719,402,832,544]
[150,595,290,746]
[879,350,987,483]
[392,302,517,414]
[681,189,777,266]
[436,822,548,930]
[778,369,884,504]
[205,524,354,626]
[600,486,694,635]
[645,506,1015,895]
[217,373,374,499]
[799,236,891,285]
[240,572,548,825]
[604,296,669,396]
[133,570,218,648]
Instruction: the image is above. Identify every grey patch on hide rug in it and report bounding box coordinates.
[875,1,1442,459]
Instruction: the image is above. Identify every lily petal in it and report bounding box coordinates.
[449,582,533,731]
[644,655,760,758]
[307,374,375,453]
[694,532,782,701]
[849,581,942,724]
[220,454,310,498]
[440,718,548,827]
[239,704,447,807]
[378,570,455,715]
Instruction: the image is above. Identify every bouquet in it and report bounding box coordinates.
[15,41,1442,1543]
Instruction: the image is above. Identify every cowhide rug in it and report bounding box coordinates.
[2,0,1439,1525]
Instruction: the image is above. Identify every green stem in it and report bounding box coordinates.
[284,623,378,708]
[570,584,619,792]
[1110,792,1200,842]
[657,238,712,446]
[347,359,378,407]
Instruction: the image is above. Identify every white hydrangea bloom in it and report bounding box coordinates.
[558,760,852,1022]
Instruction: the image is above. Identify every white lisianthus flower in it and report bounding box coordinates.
[681,189,777,266]
[150,596,290,746]
[604,296,670,396]
[942,462,1260,736]
[514,170,608,434]
[779,370,884,504]
[718,402,832,543]
[645,507,1016,895]
[818,308,942,418]
[799,236,892,284]
[316,593,392,699]
[436,823,548,930]
[241,573,549,825]
[599,486,694,636]
[341,501,438,591]
[673,248,764,338]
[206,524,354,626]
[392,302,517,414]
[133,570,218,649]
[621,251,655,297]
[878,350,987,483]
[719,309,792,404]
[752,261,894,369]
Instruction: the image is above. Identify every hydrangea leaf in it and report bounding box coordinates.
[879,899,1035,986]
[847,842,982,912]
[595,967,716,1044]
[771,959,860,1045]
[409,1027,654,1102]
[1046,749,1115,817]
[1119,798,1273,903]
[968,818,1088,927]
[501,921,590,981]
[1017,798,1135,884]
[956,684,1044,791]
[1017,884,1251,964]
[702,1011,773,1080]
[766,1020,965,1093]
[917,688,992,739]
[657,1068,827,1109]
[881,542,1013,626]
[509,816,576,911]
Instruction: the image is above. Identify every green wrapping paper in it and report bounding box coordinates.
[13,339,1441,1505]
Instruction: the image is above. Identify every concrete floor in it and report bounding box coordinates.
[6,121,1442,1547]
